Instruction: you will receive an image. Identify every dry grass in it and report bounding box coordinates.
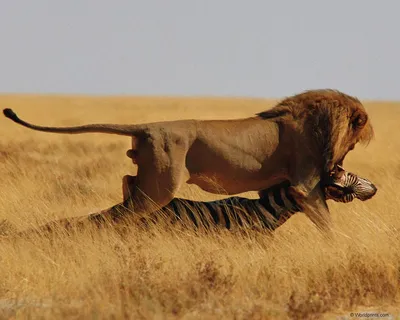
[0,94,399,319]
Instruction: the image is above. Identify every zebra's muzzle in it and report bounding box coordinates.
[356,182,377,201]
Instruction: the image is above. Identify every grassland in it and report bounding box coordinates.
[0,95,399,319]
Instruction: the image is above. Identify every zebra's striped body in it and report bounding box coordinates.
[153,181,299,231]
[133,169,377,231]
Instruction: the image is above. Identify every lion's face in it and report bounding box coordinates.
[330,112,372,174]
[294,90,374,171]
[335,97,374,167]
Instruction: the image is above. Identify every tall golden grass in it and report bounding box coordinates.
[0,95,399,319]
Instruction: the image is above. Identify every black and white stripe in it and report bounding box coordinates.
[138,181,301,231]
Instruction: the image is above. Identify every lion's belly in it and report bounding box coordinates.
[186,172,284,195]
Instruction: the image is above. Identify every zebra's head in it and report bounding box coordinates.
[324,165,377,203]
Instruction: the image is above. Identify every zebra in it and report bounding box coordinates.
[110,166,378,231]
[6,166,376,238]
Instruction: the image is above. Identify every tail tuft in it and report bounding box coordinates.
[3,108,18,121]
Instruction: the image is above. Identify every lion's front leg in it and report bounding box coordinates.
[289,183,331,233]
[289,155,332,233]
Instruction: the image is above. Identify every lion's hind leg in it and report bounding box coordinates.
[101,135,188,220]
[129,143,187,216]
[122,174,137,201]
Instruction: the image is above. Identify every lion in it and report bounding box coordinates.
[2,89,374,231]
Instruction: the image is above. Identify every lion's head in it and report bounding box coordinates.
[256,89,374,173]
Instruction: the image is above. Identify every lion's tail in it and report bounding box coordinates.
[3,108,142,136]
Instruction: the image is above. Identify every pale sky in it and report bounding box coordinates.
[1,0,399,100]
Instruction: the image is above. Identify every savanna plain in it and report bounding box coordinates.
[0,95,399,319]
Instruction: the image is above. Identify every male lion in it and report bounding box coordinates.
[2,89,374,231]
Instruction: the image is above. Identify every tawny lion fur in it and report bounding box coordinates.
[2,89,374,231]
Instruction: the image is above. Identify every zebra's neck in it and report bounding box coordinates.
[258,181,301,220]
